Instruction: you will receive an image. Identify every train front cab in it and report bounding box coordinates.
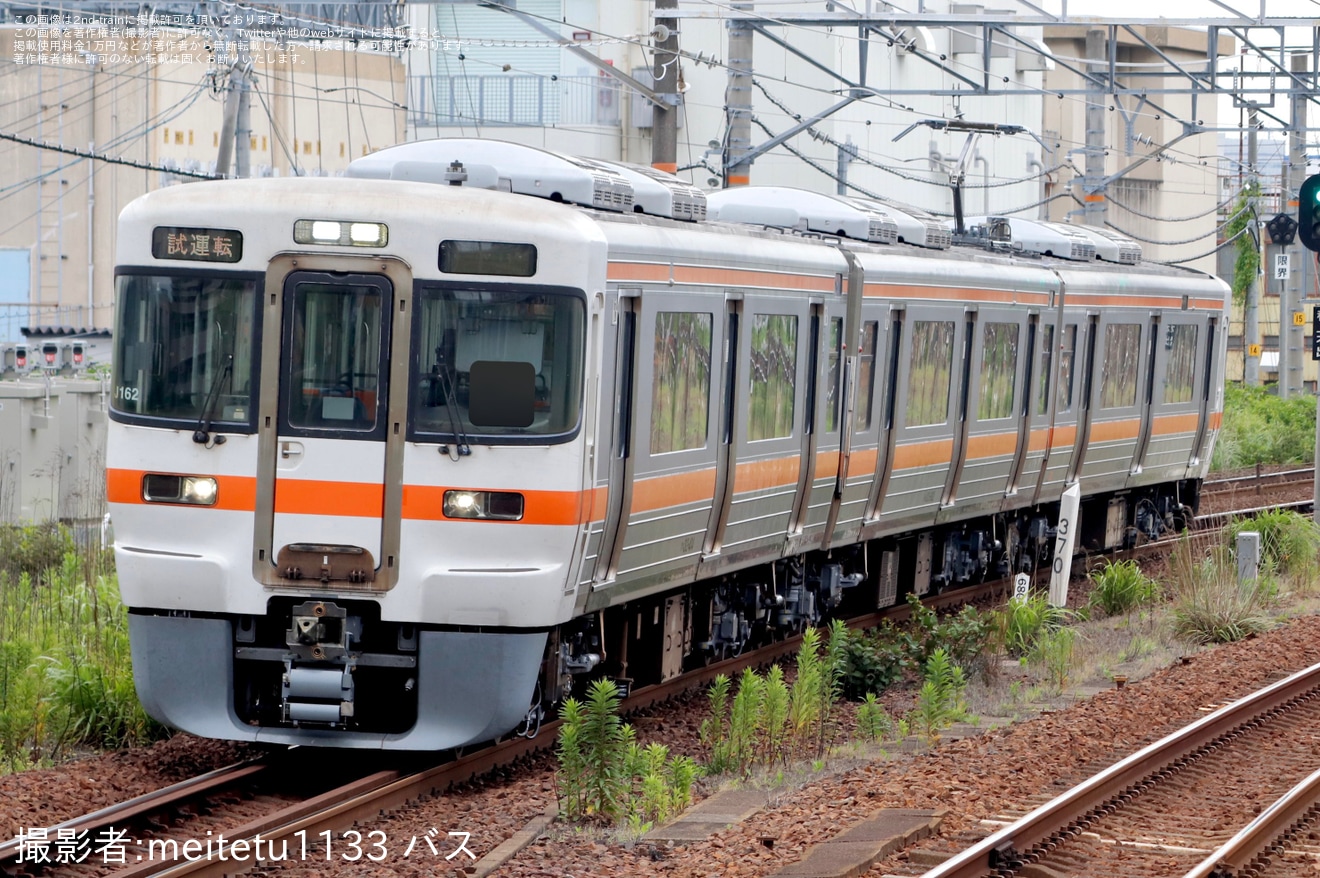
[111,180,602,749]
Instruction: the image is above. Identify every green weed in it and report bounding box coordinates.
[1167,539,1273,645]
[1088,560,1161,618]
[1210,382,1315,470]
[992,595,1072,658]
[1225,510,1320,581]
[856,693,895,743]
[910,648,970,743]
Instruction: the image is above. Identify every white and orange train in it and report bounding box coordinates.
[108,139,1227,748]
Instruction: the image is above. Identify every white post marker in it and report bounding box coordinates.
[1011,572,1031,604]
[1049,482,1081,607]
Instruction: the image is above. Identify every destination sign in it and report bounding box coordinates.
[151,227,243,263]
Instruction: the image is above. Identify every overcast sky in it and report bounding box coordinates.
[1034,0,1320,18]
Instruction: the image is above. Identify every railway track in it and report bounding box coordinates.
[1201,466,1315,496]
[0,573,1008,878]
[917,662,1320,878]
[4,489,1312,878]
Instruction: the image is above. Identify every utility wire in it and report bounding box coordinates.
[1159,224,1252,266]
[0,129,217,178]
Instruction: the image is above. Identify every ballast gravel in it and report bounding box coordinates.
[7,613,1320,878]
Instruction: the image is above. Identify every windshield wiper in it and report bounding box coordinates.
[433,348,471,460]
[193,355,233,446]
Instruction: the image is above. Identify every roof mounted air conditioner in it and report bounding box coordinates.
[707,187,897,243]
[347,138,635,213]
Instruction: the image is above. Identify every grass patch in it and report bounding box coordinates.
[990,594,1072,658]
[1211,382,1315,470]
[1225,510,1320,583]
[1088,560,1161,618]
[0,524,160,772]
[1168,537,1273,645]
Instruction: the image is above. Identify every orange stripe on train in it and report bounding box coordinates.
[403,485,583,526]
[606,262,836,292]
[734,455,802,492]
[964,431,1018,460]
[630,468,717,514]
[106,469,257,512]
[1089,418,1141,444]
[892,438,954,470]
[1152,413,1200,435]
[864,283,1050,306]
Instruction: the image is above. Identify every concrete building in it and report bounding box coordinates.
[0,6,1239,344]
[0,21,405,347]
[409,1,1048,222]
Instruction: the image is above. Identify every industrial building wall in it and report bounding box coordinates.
[0,375,109,526]
[0,23,406,345]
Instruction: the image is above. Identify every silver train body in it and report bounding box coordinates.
[108,140,1228,749]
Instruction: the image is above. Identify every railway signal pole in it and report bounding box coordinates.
[1297,179,1320,524]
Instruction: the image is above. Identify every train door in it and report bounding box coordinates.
[253,262,404,589]
[941,308,1028,517]
[1064,315,1099,487]
[1035,318,1084,501]
[703,294,811,566]
[1130,314,1162,473]
[1188,317,1219,468]
[862,306,904,535]
[608,293,723,585]
[791,296,849,551]
[1080,314,1144,491]
[1014,315,1053,505]
[936,311,976,512]
[1004,313,1039,496]
[593,292,640,583]
[834,307,889,547]
[878,305,962,534]
[1137,315,1204,478]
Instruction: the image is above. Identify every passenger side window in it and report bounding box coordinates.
[1057,324,1077,413]
[1163,324,1198,405]
[1037,324,1054,416]
[749,314,797,441]
[1100,323,1142,408]
[651,312,712,454]
[825,318,842,432]
[907,320,954,426]
[856,321,878,431]
[978,322,1018,420]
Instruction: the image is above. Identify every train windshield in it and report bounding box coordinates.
[411,286,585,441]
[111,273,259,427]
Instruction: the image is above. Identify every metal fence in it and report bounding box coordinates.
[408,74,621,128]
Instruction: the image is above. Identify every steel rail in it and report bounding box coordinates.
[0,759,268,866]
[918,661,1320,878]
[1202,468,1314,490]
[1182,765,1320,878]
[100,576,1012,878]
[21,493,1293,877]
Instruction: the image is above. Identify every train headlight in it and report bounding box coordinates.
[442,490,524,521]
[293,219,389,248]
[142,474,219,506]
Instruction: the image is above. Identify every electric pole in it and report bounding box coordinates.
[723,1,754,186]
[837,137,858,196]
[1283,52,1307,398]
[214,17,252,179]
[1245,105,1260,387]
[651,0,679,174]
[1081,28,1107,226]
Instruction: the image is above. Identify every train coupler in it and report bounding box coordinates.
[281,659,357,725]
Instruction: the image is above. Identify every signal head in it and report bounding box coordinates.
[1267,213,1298,246]
[1298,174,1320,252]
